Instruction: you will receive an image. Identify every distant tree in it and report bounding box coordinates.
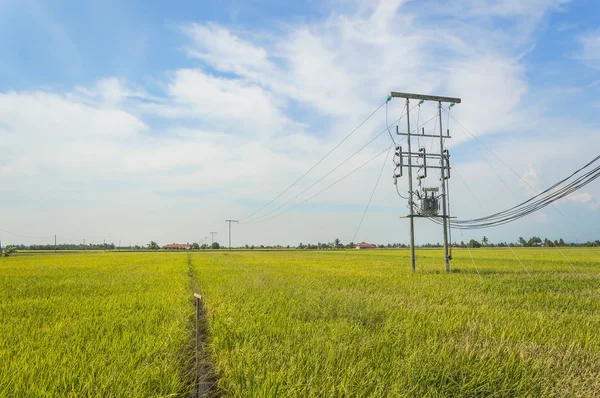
[482,236,488,246]
[191,242,200,250]
[468,239,481,248]
[148,241,160,250]
[559,238,565,246]
[518,237,526,246]
[298,242,305,249]
[334,238,341,249]
[527,236,542,247]
[211,242,220,250]
[543,238,553,247]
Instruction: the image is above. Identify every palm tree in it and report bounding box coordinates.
[482,236,488,246]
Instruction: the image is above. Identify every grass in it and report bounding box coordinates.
[0,252,195,397]
[192,248,600,397]
[1,248,599,396]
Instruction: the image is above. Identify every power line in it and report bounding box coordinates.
[447,155,600,229]
[245,115,411,224]
[350,145,393,244]
[245,145,392,224]
[241,100,388,222]
[449,115,590,235]
[245,102,421,224]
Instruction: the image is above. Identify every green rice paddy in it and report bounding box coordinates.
[1,248,598,396]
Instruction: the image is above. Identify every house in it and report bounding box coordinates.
[355,242,376,249]
[163,243,191,250]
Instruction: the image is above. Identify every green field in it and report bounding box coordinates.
[1,248,599,396]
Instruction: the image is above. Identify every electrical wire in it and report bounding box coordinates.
[241,100,388,221]
[448,114,589,236]
[244,146,392,224]
[350,145,393,244]
[424,154,600,230]
[245,110,412,224]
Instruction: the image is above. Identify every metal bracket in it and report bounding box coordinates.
[418,148,427,180]
[443,149,451,179]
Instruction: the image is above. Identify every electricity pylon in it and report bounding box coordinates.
[389,91,460,272]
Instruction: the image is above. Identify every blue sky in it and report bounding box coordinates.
[0,0,599,247]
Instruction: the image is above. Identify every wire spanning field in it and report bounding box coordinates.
[0,252,195,397]
[193,249,600,396]
[1,249,599,396]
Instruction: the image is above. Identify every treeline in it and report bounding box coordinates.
[460,236,600,248]
[7,236,599,251]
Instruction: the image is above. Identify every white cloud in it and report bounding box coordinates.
[568,192,592,203]
[153,69,292,134]
[520,164,538,190]
[183,23,274,78]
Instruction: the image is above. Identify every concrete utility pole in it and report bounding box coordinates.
[225,220,239,251]
[54,235,57,254]
[390,91,460,272]
[210,232,218,245]
[438,101,450,272]
[405,98,416,272]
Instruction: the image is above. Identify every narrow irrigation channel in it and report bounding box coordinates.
[186,254,219,398]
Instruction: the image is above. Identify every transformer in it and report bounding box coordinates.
[420,187,440,216]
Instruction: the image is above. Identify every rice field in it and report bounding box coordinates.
[0,252,195,397]
[1,248,599,396]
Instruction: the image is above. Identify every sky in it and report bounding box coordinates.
[0,0,599,247]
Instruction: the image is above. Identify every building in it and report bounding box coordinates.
[163,243,191,250]
[355,242,376,249]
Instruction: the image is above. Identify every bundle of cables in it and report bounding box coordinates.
[426,154,600,230]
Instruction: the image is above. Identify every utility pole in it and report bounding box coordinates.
[390,91,460,272]
[438,101,450,272]
[225,220,239,251]
[54,234,57,254]
[210,232,218,245]
[405,98,416,272]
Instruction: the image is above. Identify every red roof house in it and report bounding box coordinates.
[163,243,191,250]
[355,242,376,249]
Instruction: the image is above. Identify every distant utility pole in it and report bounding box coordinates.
[54,234,57,254]
[390,91,460,272]
[225,220,239,251]
[210,232,218,245]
